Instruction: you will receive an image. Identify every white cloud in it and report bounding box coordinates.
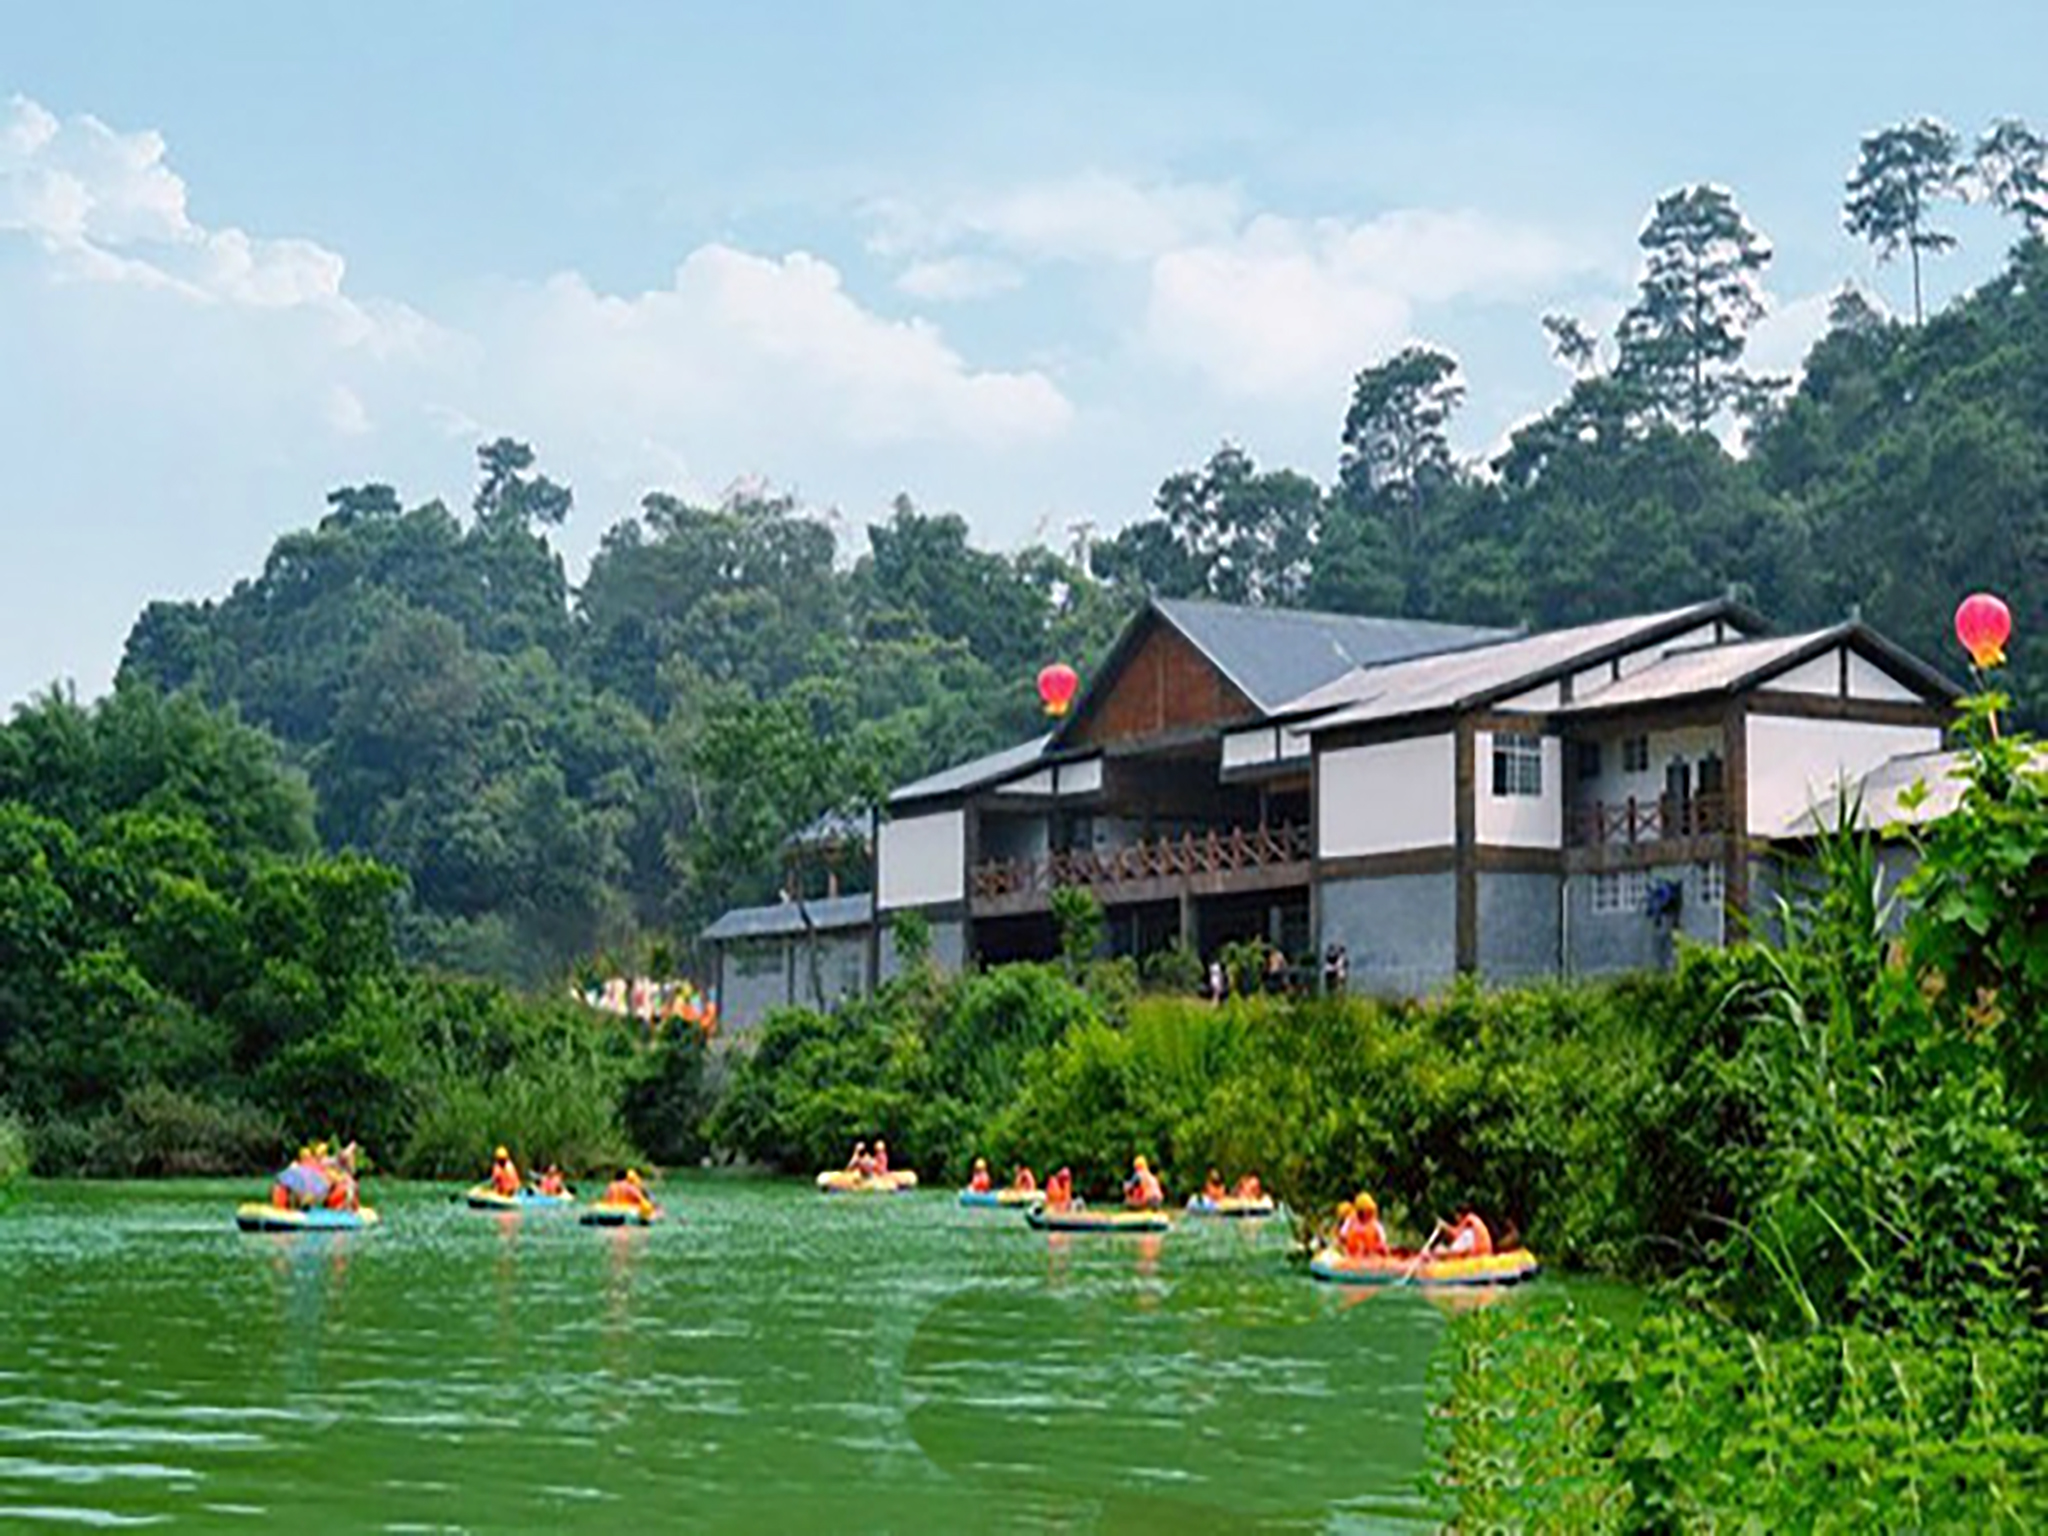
[1,94,437,365]
[324,383,372,437]
[485,248,1070,455]
[894,255,1024,302]
[1146,209,1591,399]
[1746,285,1847,384]
[870,170,1243,264]
[0,96,1095,705]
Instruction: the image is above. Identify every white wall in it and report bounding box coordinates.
[1318,734,1455,857]
[1774,652,1840,696]
[877,810,965,909]
[1476,731,1563,847]
[1573,725,1724,813]
[996,755,1104,797]
[1746,716,1944,835]
[1222,728,1277,772]
[1847,653,1919,702]
[1224,727,1311,773]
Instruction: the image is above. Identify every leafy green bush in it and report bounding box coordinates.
[1436,1300,2048,1531]
[623,1028,716,1167]
[0,1110,27,1184]
[28,1086,285,1177]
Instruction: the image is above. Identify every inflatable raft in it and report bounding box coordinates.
[235,1203,381,1233]
[816,1169,919,1195]
[578,1202,659,1227]
[958,1186,1044,1208]
[465,1186,575,1211]
[1026,1206,1171,1235]
[1185,1194,1277,1219]
[1308,1247,1540,1287]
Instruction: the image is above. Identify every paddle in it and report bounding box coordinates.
[1393,1225,1445,1287]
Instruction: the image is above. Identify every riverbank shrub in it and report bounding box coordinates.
[1435,1299,2048,1530]
[0,1112,27,1184]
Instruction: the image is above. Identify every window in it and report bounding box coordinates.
[1491,732,1543,797]
[1695,860,1726,909]
[1622,734,1650,774]
[1573,739,1603,782]
[1697,753,1726,796]
[1591,869,1647,915]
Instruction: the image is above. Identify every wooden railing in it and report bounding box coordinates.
[1568,791,1730,847]
[973,822,1311,902]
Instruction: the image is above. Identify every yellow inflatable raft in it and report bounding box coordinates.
[1309,1247,1540,1287]
[816,1169,919,1195]
[235,1203,381,1233]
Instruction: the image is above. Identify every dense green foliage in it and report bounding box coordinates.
[0,686,698,1178]
[121,474,1125,981]
[1436,1304,2047,1531]
[0,1112,25,1186]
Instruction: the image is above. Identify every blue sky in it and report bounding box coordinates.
[6,1,2046,704]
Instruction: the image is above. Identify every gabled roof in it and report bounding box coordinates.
[1146,598,1512,714]
[1294,599,1758,733]
[702,892,873,943]
[1555,624,1960,717]
[890,598,1510,807]
[889,734,1052,807]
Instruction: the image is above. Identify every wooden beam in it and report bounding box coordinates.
[1455,718,1477,974]
[1746,690,1948,728]
[1723,700,1751,924]
[1319,847,1458,881]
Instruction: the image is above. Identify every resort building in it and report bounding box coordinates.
[703,595,1958,1036]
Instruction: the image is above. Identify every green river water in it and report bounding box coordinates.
[0,1178,1568,1533]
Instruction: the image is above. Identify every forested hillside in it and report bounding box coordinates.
[109,116,2048,985]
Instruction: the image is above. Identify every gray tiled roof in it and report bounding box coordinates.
[1555,623,1957,717]
[888,734,1053,806]
[701,892,874,943]
[1553,632,1829,713]
[1293,602,1744,731]
[1155,598,1512,712]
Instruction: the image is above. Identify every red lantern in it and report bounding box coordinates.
[1037,663,1080,717]
[1955,592,2012,669]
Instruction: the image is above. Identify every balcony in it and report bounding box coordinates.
[972,822,1311,915]
[1567,791,1732,848]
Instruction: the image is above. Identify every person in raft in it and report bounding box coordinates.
[1123,1156,1165,1210]
[1436,1207,1493,1258]
[1233,1172,1264,1201]
[1011,1165,1038,1193]
[535,1165,568,1197]
[845,1141,871,1175]
[488,1146,521,1197]
[872,1140,891,1176]
[602,1168,656,1218]
[322,1143,361,1212]
[968,1158,993,1193]
[1339,1194,1389,1258]
[1044,1167,1075,1211]
[271,1145,323,1209]
[1201,1168,1228,1203]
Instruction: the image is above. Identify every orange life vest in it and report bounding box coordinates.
[969,1169,991,1192]
[1341,1213,1388,1258]
[604,1179,648,1210]
[491,1160,520,1196]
